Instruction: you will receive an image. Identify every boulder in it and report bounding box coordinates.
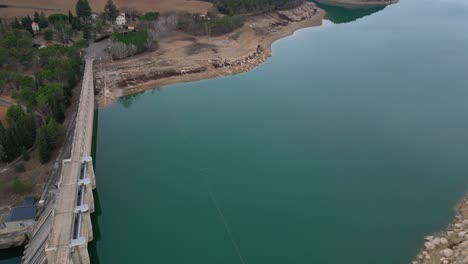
[442,248,453,258]
[441,237,449,245]
[425,242,436,250]
[459,240,468,249]
[459,231,467,238]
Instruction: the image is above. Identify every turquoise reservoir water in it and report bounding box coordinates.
[91,0,468,263]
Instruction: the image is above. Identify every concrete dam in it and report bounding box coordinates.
[22,59,97,264]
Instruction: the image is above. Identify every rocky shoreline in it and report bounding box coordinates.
[94,2,325,107]
[413,198,468,264]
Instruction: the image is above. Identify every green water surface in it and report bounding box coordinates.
[90,0,468,263]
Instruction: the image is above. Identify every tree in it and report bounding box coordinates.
[0,144,4,162]
[6,105,24,127]
[37,84,65,122]
[21,16,33,35]
[76,0,92,20]
[45,119,62,148]
[37,126,50,163]
[12,17,22,29]
[39,11,49,28]
[37,119,62,163]
[82,24,91,40]
[96,18,103,33]
[68,10,74,24]
[48,13,68,25]
[71,17,82,31]
[44,29,54,41]
[1,106,36,161]
[104,0,118,22]
[54,20,73,44]
[34,12,40,23]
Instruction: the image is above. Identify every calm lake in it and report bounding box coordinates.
[91,0,467,263]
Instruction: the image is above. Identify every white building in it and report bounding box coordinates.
[116,12,126,25]
[31,22,39,34]
[91,12,99,20]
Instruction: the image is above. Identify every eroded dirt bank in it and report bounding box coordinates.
[94,2,325,107]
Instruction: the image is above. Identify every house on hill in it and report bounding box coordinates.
[116,12,126,25]
[31,22,39,34]
[91,12,99,20]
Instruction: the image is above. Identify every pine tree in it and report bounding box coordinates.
[12,17,22,29]
[68,10,74,24]
[44,29,54,41]
[104,0,118,22]
[45,119,62,148]
[33,12,40,23]
[39,11,49,28]
[82,0,92,18]
[76,0,92,19]
[21,16,33,35]
[82,25,91,40]
[76,0,83,18]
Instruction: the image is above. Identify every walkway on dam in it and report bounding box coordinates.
[23,58,97,264]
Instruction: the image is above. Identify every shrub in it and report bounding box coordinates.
[140,12,160,21]
[112,31,149,52]
[44,29,54,41]
[206,0,305,14]
[109,42,138,59]
[48,13,68,24]
[12,177,32,193]
[14,163,26,173]
[110,30,157,59]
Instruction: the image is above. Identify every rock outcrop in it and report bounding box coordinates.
[413,198,468,264]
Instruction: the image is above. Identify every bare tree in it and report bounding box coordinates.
[109,42,138,59]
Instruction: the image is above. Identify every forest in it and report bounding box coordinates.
[205,0,305,14]
[0,22,83,163]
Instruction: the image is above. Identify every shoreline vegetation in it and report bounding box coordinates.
[94,1,326,107]
[3,1,467,264]
[94,0,400,108]
[92,2,468,264]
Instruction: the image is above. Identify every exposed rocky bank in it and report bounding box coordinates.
[413,199,468,264]
[94,2,325,107]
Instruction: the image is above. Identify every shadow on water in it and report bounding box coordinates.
[311,0,386,24]
[0,247,23,264]
[88,189,102,264]
[88,109,101,264]
[117,91,144,109]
